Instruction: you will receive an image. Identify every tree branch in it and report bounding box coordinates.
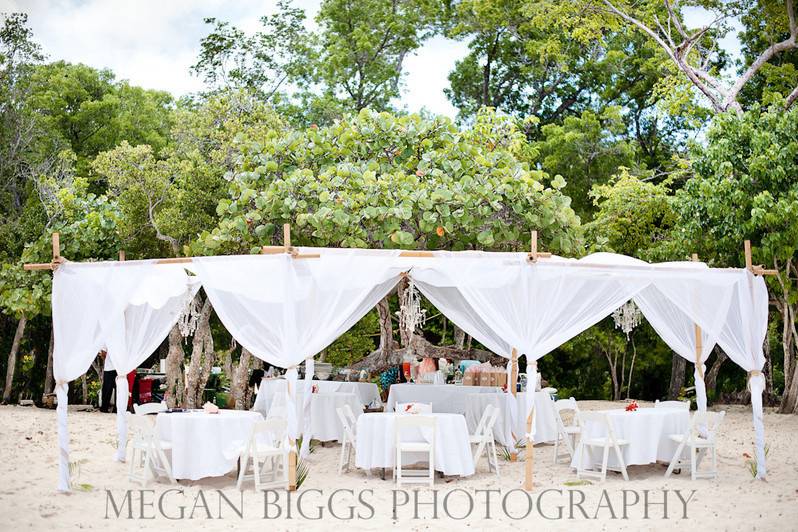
[787,85,798,109]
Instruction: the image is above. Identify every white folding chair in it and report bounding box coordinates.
[665,410,725,480]
[553,397,581,463]
[127,412,175,486]
[394,415,435,487]
[133,402,168,415]
[470,405,500,477]
[575,411,629,482]
[237,418,290,491]
[396,402,432,414]
[655,399,691,410]
[337,405,357,474]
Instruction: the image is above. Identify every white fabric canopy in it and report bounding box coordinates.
[190,250,404,447]
[52,261,198,490]
[48,248,771,489]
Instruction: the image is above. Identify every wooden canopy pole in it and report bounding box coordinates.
[527,230,552,262]
[744,240,778,276]
[691,253,705,379]
[509,347,519,461]
[118,250,125,262]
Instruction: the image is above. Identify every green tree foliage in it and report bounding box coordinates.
[92,91,285,257]
[27,61,173,177]
[192,1,315,101]
[193,108,581,255]
[585,168,678,257]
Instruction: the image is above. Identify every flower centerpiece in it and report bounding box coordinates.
[625,400,639,412]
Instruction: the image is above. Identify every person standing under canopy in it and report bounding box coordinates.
[99,349,116,413]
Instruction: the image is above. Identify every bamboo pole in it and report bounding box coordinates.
[691,253,705,379]
[52,232,60,260]
[283,223,291,251]
[509,347,519,461]
[118,250,126,262]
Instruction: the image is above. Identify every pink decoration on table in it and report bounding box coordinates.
[202,402,220,414]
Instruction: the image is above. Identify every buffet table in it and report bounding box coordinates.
[385,383,500,414]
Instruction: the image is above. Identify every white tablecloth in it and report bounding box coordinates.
[156,410,263,480]
[570,408,689,469]
[464,391,558,447]
[355,413,475,476]
[254,379,381,415]
[385,384,501,414]
[253,389,364,443]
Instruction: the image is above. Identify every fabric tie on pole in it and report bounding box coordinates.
[284,367,299,452]
[55,381,70,492]
[694,363,708,412]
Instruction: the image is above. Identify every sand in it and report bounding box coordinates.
[1,401,797,531]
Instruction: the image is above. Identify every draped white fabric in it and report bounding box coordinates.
[51,261,198,490]
[191,250,404,442]
[48,248,771,490]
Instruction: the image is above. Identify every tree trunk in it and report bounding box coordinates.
[81,374,88,404]
[3,315,27,403]
[626,336,637,400]
[231,347,253,410]
[185,297,213,408]
[778,295,798,413]
[667,353,686,400]
[165,324,185,408]
[705,347,727,401]
[453,324,465,350]
[42,325,54,402]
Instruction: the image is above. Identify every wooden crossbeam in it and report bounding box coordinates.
[527,230,552,262]
[744,240,778,276]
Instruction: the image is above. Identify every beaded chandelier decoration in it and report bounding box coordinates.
[612,300,642,339]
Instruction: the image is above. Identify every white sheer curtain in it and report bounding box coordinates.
[190,250,403,446]
[411,254,648,439]
[715,272,769,478]
[52,261,198,491]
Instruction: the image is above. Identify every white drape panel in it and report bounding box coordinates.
[715,272,769,478]
[412,255,647,360]
[52,261,198,488]
[191,250,403,441]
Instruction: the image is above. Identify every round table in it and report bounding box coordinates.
[156,410,263,480]
[259,390,365,443]
[464,391,558,447]
[570,407,690,470]
[355,412,475,476]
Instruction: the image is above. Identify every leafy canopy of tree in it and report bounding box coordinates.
[193,108,581,255]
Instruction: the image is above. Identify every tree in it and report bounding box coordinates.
[314,0,439,112]
[192,1,315,101]
[554,0,798,112]
[664,104,798,412]
[27,61,173,176]
[194,107,581,371]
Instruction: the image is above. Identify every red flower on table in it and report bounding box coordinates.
[312,384,318,393]
[625,400,639,412]
[404,404,413,413]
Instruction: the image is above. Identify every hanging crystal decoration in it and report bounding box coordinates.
[177,293,201,339]
[397,278,427,338]
[612,300,642,339]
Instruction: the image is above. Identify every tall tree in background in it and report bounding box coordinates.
[192,0,315,102]
[548,0,798,113]
[314,0,439,112]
